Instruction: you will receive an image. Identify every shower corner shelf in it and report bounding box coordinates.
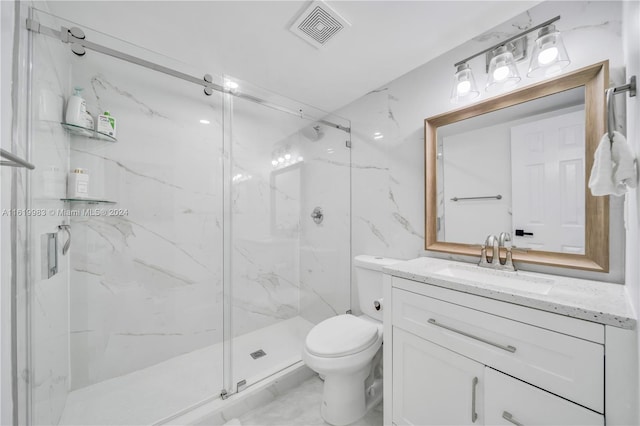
[60,198,117,205]
[61,122,117,142]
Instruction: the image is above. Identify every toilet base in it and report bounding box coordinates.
[319,351,383,426]
[320,366,370,426]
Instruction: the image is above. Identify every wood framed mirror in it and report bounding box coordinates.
[424,61,609,272]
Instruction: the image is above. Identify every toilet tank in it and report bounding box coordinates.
[354,255,402,321]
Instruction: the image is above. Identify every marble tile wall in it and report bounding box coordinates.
[334,1,627,314]
[298,125,351,323]
[229,91,351,335]
[66,47,225,389]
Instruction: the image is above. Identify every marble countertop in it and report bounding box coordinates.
[383,257,637,329]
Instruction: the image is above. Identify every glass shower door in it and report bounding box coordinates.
[226,77,352,393]
[26,9,226,425]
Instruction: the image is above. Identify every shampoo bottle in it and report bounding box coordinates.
[97,111,117,138]
[65,87,87,127]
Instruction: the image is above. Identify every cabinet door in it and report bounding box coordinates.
[484,368,604,426]
[392,328,484,425]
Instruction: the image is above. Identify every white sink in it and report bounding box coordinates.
[432,263,555,295]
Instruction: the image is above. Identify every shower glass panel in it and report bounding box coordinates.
[227,77,351,392]
[27,9,225,425]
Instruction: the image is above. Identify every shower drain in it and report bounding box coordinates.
[250,349,267,359]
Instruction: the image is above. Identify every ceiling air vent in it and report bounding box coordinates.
[289,1,350,49]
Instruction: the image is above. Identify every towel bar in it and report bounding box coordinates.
[606,76,636,144]
[451,195,502,202]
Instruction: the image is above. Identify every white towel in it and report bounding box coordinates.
[589,133,616,196]
[589,131,637,196]
[612,131,638,190]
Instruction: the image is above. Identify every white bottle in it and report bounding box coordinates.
[97,111,117,138]
[67,168,90,199]
[65,87,87,127]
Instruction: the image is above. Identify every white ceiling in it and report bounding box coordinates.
[44,1,539,112]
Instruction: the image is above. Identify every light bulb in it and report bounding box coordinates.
[284,153,291,160]
[456,80,471,95]
[538,46,558,65]
[278,157,284,163]
[493,65,510,81]
[271,160,278,166]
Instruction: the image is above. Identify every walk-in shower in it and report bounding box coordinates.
[7,7,352,425]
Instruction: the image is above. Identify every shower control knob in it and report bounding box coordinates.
[311,207,323,224]
[374,300,382,311]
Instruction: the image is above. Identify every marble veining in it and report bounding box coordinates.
[90,74,170,119]
[359,217,389,247]
[392,212,423,239]
[384,257,636,329]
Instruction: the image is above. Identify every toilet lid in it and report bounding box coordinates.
[306,315,379,358]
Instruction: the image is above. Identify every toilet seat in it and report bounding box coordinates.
[305,315,379,358]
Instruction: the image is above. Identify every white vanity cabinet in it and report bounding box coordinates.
[392,328,485,425]
[382,269,637,426]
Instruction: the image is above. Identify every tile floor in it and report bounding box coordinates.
[236,375,383,426]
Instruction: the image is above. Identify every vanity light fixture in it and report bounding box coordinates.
[486,45,521,92]
[450,15,567,103]
[527,24,571,78]
[450,63,480,102]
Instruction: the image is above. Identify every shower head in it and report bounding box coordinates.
[301,124,324,142]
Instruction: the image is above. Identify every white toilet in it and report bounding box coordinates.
[303,255,401,426]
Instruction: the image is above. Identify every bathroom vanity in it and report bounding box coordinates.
[382,257,637,426]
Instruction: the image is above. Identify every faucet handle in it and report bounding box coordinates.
[498,232,512,247]
[478,245,489,266]
[502,246,517,271]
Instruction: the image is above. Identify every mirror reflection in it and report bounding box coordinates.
[436,87,586,254]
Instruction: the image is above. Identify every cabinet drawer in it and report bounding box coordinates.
[485,368,603,425]
[392,288,604,413]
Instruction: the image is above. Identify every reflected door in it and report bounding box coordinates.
[510,108,585,253]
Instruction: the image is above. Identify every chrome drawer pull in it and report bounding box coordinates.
[427,318,516,353]
[502,411,524,426]
[471,377,478,423]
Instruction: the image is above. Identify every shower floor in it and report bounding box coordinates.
[59,316,314,426]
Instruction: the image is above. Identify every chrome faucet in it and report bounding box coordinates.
[498,232,516,271]
[485,234,500,266]
[498,231,511,248]
[479,232,516,271]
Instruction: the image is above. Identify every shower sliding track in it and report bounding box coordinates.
[25,18,351,134]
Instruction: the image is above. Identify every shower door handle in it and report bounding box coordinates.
[58,225,71,255]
